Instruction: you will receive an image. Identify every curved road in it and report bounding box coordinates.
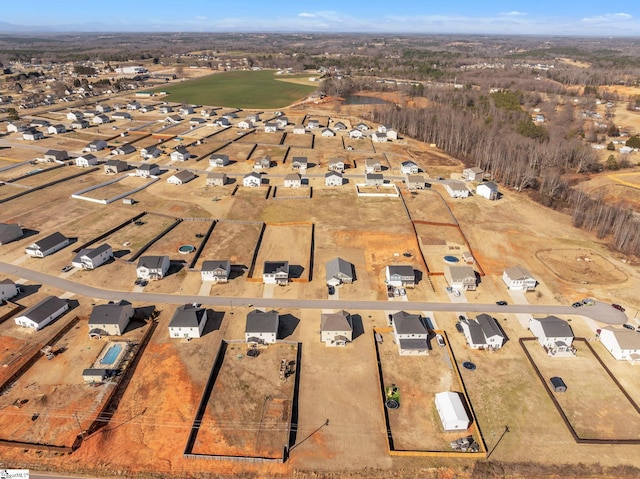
[0,262,626,324]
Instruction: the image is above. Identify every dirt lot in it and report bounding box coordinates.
[80,175,154,201]
[282,133,313,149]
[192,342,297,458]
[252,224,313,280]
[142,219,210,262]
[212,142,256,161]
[0,161,60,181]
[536,248,628,284]
[195,221,263,269]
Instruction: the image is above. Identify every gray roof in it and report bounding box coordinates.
[138,163,159,171]
[464,319,486,346]
[44,149,68,160]
[169,304,207,328]
[292,157,308,164]
[366,173,384,180]
[170,170,195,182]
[87,243,112,259]
[264,261,289,275]
[105,159,128,168]
[137,255,169,270]
[321,311,352,332]
[82,368,108,377]
[174,146,190,155]
[326,257,353,282]
[407,174,425,183]
[442,179,468,191]
[21,296,67,325]
[143,145,162,154]
[210,153,229,161]
[245,310,279,334]
[387,265,415,279]
[447,265,476,282]
[504,265,534,281]
[399,338,429,350]
[116,144,136,154]
[325,171,342,178]
[476,314,505,340]
[284,173,301,182]
[201,260,230,272]
[33,232,68,252]
[89,301,132,326]
[534,316,573,338]
[392,311,426,335]
[0,223,23,244]
[602,328,640,350]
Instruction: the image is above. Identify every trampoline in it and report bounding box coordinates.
[462,361,477,371]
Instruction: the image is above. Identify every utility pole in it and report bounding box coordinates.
[74,412,85,440]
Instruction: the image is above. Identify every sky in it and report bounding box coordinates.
[2,1,640,36]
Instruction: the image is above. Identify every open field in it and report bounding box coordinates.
[80,175,154,201]
[195,221,263,269]
[156,71,317,108]
[536,248,628,284]
[282,133,314,149]
[0,161,61,182]
[253,224,313,280]
[249,145,288,164]
[211,142,255,161]
[143,219,211,262]
[414,222,472,274]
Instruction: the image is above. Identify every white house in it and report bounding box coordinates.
[349,129,363,139]
[263,261,289,285]
[113,144,136,155]
[71,243,113,270]
[43,149,68,162]
[237,119,253,130]
[292,124,306,135]
[86,139,108,152]
[599,327,640,362]
[442,180,470,198]
[445,266,477,291]
[264,122,277,133]
[167,170,196,185]
[326,257,354,286]
[243,172,262,187]
[75,154,99,167]
[460,314,505,350]
[291,157,308,172]
[372,132,388,143]
[48,124,66,135]
[135,163,160,177]
[170,147,190,162]
[462,167,483,181]
[406,175,426,190]
[325,171,343,186]
[245,310,279,344]
[136,255,170,280]
[25,232,70,258]
[502,266,537,291]
[6,122,27,133]
[72,119,90,130]
[365,158,382,173]
[140,145,162,159]
[111,112,132,121]
[400,161,419,175]
[104,159,128,174]
[284,173,302,188]
[365,173,384,186]
[386,265,416,288]
[476,181,499,200]
[435,391,470,431]
[391,311,428,355]
[209,154,230,168]
[93,114,110,125]
[0,279,19,301]
[328,158,345,173]
[88,300,134,337]
[23,129,44,141]
[14,296,69,331]
[67,111,84,121]
[179,106,195,116]
[356,122,369,131]
[254,157,271,170]
[207,172,227,186]
[201,260,231,282]
[321,128,335,137]
[320,310,353,346]
[529,316,575,355]
[168,304,209,339]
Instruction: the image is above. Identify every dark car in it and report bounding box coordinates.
[496,300,508,306]
[328,285,335,295]
[455,322,464,333]
[571,302,582,308]
[612,304,626,312]
[623,323,635,330]
[61,265,73,272]
[458,315,466,321]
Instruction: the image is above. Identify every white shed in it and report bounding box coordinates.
[434,391,470,431]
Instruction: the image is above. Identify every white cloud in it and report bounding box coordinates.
[298,13,316,18]
[581,13,633,23]
[500,11,527,16]
[195,16,207,21]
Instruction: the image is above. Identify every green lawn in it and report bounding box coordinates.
[156,70,317,109]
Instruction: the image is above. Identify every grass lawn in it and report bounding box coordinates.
[157,71,317,108]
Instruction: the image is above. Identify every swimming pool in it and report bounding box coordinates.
[100,343,123,366]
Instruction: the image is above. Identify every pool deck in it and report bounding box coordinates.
[91,341,129,370]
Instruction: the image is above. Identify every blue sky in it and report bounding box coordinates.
[2,1,640,36]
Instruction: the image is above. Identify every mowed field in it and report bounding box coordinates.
[156,71,317,109]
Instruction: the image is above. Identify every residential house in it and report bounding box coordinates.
[444,265,477,291]
[170,146,190,162]
[14,296,68,331]
[462,167,484,181]
[47,124,66,135]
[391,311,428,355]
[284,173,302,188]
[222,112,238,120]
[86,140,108,152]
[365,173,384,186]
[307,119,320,129]
[67,111,84,121]
[386,265,416,288]
[348,129,363,139]
[325,171,343,186]
[317,125,335,137]
[328,158,345,173]
[245,310,279,345]
[237,119,253,129]
[43,149,68,162]
[127,101,141,110]
[442,180,470,198]
[529,316,575,355]
[321,310,353,346]
[365,158,382,173]
[246,113,260,123]
[88,300,134,337]
[111,112,132,121]
[400,160,419,175]
[136,255,170,280]
[406,175,426,190]
[372,132,388,143]
[0,223,23,244]
[71,119,90,129]
[460,314,505,350]
[25,232,70,258]
[189,117,206,125]
[0,279,19,301]
[164,115,182,124]
[113,144,136,155]
[6,122,27,133]
[254,156,271,170]
[476,181,499,200]
[275,117,288,129]
[502,266,537,291]
[92,114,110,124]
[209,154,229,168]
[29,119,49,128]
[201,108,215,117]
[386,128,398,140]
[140,145,162,159]
[75,154,98,167]
[95,104,112,113]
[167,170,196,185]
[179,106,195,115]
[158,105,173,114]
[292,124,306,135]
[263,261,289,285]
[207,172,227,186]
[168,304,209,339]
[378,124,393,133]
[104,159,128,174]
[214,117,230,127]
[326,257,354,286]
[135,163,160,177]
[201,260,231,283]
[243,172,262,187]
[334,121,347,131]
[140,105,155,113]
[264,122,277,133]
[356,122,369,131]
[71,243,113,270]
[23,128,44,141]
[599,327,640,362]
[291,157,308,171]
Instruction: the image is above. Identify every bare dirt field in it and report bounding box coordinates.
[414,222,472,274]
[249,145,288,164]
[343,138,375,153]
[142,219,210,262]
[536,248,628,284]
[80,175,154,201]
[403,188,456,223]
[0,162,61,181]
[273,186,311,199]
[11,165,84,188]
[282,133,313,149]
[253,224,313,280]
[212,142,256,161]
[195,221,263,269]
[0,183,28,200]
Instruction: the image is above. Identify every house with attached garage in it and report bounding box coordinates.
[113,144,136,156]
[30,119,49,128]
[245,309,279,345]
[164,115,182,124]
[201,260,231,283]
[365,173,384,186]
[127,101,141,110]
[401,160,419,174]
[391,311,428,355]
[243,172,262,187]
[386,265,416,288]
[598,327,640,362]
[291,157,308,171]
[209,154,229,168]
[445,265,477,291]
[72,119,90,130]
[96,104,112,113]
[462,167,484,181]
[189,117,206,125]
[406,175,426,190]
[334,121,347,131]
[201,108,215,117]
[254,156,271,170]
[169,304,209,339]
[0,279,19,301]
[207,172,227,186]
[6,122,27,133]
[275,117,288,129]
[67,111,84,121]
[348,129,363,139]
[237,119,253,129]
[86,139,108,152]
[502,266,537,291]
[14,296,69,331]
[246,113,260,123]
[461,314,505,350]
[293,124,306,135]
[23,128,44,141]
[167,170,196,185]
[356,122,370,131]
[321,310,353,346]
[140,105,155,113]
[136,255,170,280]
[385,128,398,140]
[71,243,113,270]
[325,171,343,186]
[372,132,388,143]
[529,316,575,355]
[112,111,132,121]
[321,127,335,137]
[307,119,320,129]
[264,122,277,133]
[179,106,195,115]
[88,300,134,337]
[365,158,382,173]
[136,163,160,177]
[0,223,23,244]
[104,159,128,174]
[284,173,302,188]
[141,145,162,159]
[93,114,110,125]
[476,181,499,200]
[328,158,345,173]
[25,232,70,258]
[170,146,190,162]
[47,124,66,135]
[43,149,68,162]
[75,154,98,167]
[442,180,470,198]
[263,261,289,285]
[158,105,173,114]
[326,257,354,286]
[214,117,230,127]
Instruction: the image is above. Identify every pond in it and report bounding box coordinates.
[343,95,392,105]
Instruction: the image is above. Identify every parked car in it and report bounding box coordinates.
[582,298,595,306]
[61,265,73,272]
[455,322,464,333]
[453,289,461,297]
[436,334,445,347]
[328,285,335,295]
[612,304,626,312]
[623,323,635,330]
[458,315,466,322]
[571,302,582,308]
[496,300,508,306]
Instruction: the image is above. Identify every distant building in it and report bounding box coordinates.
[0,223,23,244]
[71,243,113,270]
[462,167,483,181]
[25,232,70,258]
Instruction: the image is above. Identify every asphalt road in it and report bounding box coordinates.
[0,262,626,324]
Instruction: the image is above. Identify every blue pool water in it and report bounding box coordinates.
[100,344,123,365]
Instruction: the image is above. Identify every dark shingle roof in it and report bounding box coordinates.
[169,304,207,328]
[245,310,279,334]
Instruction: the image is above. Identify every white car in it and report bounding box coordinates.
[436,334,445,347]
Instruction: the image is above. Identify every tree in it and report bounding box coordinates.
[606,154,619,170]
[626,135,640,149]
[7,107,19,121]
[606,141,615,151]
[607,124,620,137]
